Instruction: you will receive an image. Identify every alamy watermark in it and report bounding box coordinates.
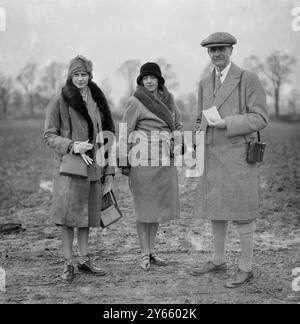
[94,128,201,168]
[0,267,5,293]
[0,7,6,31]
[291,7,300,31]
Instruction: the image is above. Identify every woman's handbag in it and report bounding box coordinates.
[100,190,123,228]
[59,153,88,178]
[59,104,89,178]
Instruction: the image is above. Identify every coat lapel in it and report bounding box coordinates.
[86,88,97,120]
[134,86,175,131]
[200,71,215,111]
[206,71,215,108]
[61,80,115,138]
[213,63,243,110]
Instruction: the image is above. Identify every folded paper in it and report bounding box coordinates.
[202,106,221,126]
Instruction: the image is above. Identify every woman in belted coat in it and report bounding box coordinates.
[119,62,183,270]
[44,55,115,282]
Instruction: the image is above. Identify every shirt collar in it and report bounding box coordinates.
[215,61,232,83]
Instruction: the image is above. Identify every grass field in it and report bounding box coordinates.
[0,118,300,304]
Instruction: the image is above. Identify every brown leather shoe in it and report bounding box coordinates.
[225,268,254,288]
[150,253,168,266]
[190,261,227,276]
[61,263,74,283]
[77,256,106,276]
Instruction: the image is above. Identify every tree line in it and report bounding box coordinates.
[0,51,298,120]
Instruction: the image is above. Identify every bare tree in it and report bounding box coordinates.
[243,55,272,96]
[243,52,297,117]
[185,92,197,113]
[287,89,300,117]
[10,89,24,116]
[100,78,112,98]
[176,92,197,118]
[175,96,186,116]
[38,61,67,99]
[100,78,115,111]
[266,52,297,117]
[155,58,179,90]
[16,62,38,116]
[0,72,13,118]
[117,59,140,97]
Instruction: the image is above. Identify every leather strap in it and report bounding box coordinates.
[238,71,261,141]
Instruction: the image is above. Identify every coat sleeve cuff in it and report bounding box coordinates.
[104,166,115,176]
[60,138,74,155]
[225,115,245,138]
[67,142,74,154]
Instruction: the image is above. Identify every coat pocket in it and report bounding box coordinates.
[230,135,247,145]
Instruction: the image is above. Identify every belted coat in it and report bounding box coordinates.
[44,80,115,227]
[119,89,183,224]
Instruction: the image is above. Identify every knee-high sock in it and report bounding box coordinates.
[211,221,228,265]
[237,221,256,272]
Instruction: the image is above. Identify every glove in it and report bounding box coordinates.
[81,153,93,166]
[73,140,93,154]
[174,144,183,156]
[170,138,185,157]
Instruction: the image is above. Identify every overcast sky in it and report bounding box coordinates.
[0,0,299,105]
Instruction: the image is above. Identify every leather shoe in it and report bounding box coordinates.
[225,268,253,288]
[150,253,168,266]
[190,261,227,276]
[77,256,106,276]
[140,254,151,271]
[61,263,74,283]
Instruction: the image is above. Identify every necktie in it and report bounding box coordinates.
[214,71,222,96]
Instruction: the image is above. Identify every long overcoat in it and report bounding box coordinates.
[44,80,115,227]
[119,91,183,223]
[194,63,269,221]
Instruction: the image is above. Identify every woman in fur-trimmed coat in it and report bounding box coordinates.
[44,55,115,282]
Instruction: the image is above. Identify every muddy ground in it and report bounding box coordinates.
[0,119,299,304]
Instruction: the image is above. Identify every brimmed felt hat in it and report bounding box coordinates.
[201,32,237,48]
[136,62,165,85]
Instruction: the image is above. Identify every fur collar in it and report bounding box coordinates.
[134,85,175,131]
[61,79,115,142]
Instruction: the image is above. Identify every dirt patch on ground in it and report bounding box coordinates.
[0,119,299,304]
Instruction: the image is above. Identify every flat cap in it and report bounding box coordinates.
[201,32,237,48]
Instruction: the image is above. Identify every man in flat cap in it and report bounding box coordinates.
[191,32,269,288]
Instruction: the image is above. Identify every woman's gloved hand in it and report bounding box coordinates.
[81,153,93,166]
[174,144,183,156]
[170,137,186,157]
[73,140,94,154]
